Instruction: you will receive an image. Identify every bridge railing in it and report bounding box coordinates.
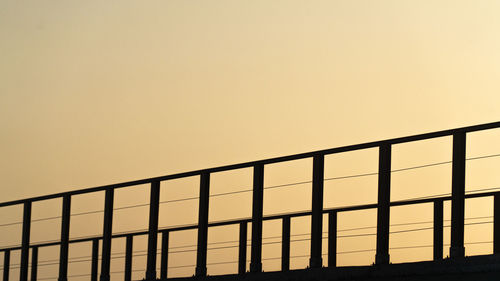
[1,121,500,280]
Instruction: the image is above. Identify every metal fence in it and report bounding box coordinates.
[1,121,500,281]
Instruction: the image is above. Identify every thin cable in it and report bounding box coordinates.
[0,210,495,252]
[2,220,497,272]
[2,152,499,228]
[468,153,500,161]
[394,186,500,202]
[391,160,451,173]
[1,208,495,253]
[4,230,496,271]
[1,155,500,268]
[36,269,147,281]
[264,180,312,191]
[466,187,500,194]
[36,239,497,280]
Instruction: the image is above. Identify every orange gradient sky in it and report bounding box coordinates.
[1,1,500,280]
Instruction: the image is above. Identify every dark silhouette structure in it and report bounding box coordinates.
[1,121,500,280]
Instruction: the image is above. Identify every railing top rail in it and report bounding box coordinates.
[1,190,498,252]
[1,121,499,208]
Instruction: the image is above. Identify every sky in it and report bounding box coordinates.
[1,0,500,280]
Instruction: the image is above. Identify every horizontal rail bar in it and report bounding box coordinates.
[1,121,499,208]
[2,190,498,252]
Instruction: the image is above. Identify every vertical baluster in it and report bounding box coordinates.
[3,250,10,281]
[160,231,169,279]
[433,199,443,260]
[125,235,133,281]
[494,193,500,254]
[59,195,71,281]
[310,154,324,268]
[250,164,264,273]
[146,181,160,280]
[376,143,391,265]
[282,216,291,271]
[450,132,466,258]
[100,189,114,281]
[91,239,98,281]
[238,222,247,275]
[328,211,337,267]
[20,201,31,281]
[31,246,38,281]
[196,172,210,277]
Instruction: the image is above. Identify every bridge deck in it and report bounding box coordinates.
[165,254,500,281]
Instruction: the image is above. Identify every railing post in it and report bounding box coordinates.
[450,132,466,258]
[91,239,99,281]
[100,189,114,281]
[20,201,31,281]
[31,246,38,281]
[58,195,71,281]
[328,211,337,267]
[238,222,247,275]
[146,181,161,280]
[160,231,169,279]
[3,250,10,281]
[250,164,264,273]
[433,199,443,260]
[310,154,324,268]
[196,172,210,277]
[376,143,391,265]
[282,216,291,271]
[125,235,133,281]
[494,193,500,254]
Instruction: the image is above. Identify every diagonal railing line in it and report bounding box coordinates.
[3,237,495,272]
[2,121,498,209]
[0,220,495,271]
[1,186,499,252]
[1,152,499,229]
[32,239,498,281]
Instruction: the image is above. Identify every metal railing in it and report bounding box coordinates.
[1,121,500,281]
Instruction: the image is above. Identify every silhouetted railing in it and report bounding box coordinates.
[1,121,500,281]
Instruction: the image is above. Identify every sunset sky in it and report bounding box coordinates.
[1,1,500,280]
